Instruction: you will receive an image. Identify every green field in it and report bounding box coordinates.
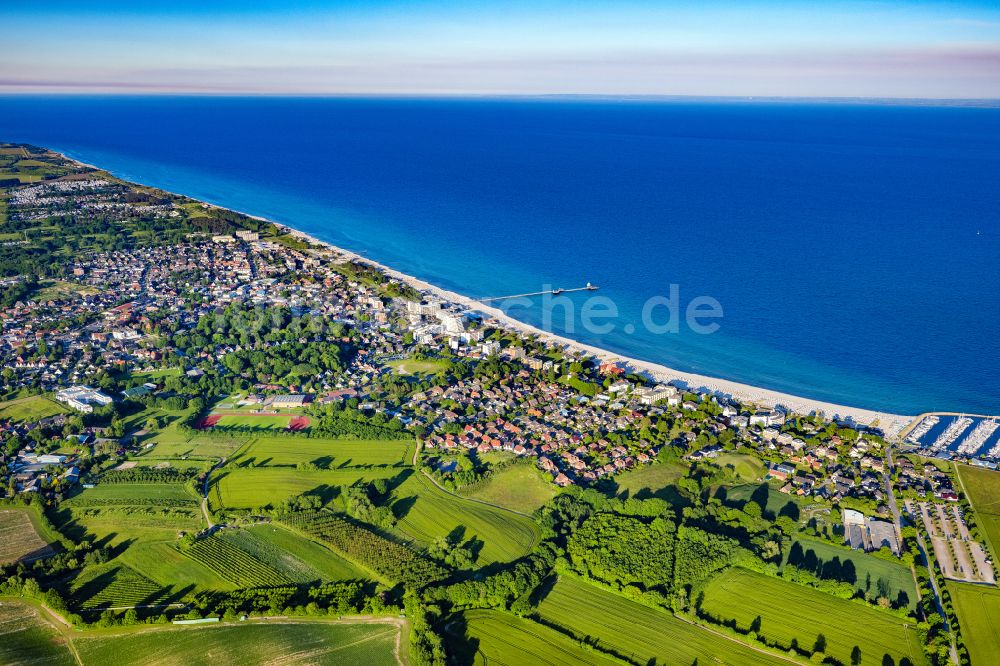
[212,413,296,431]
[387,357,451,375]
[211,467,403,510]
[392,472,540,564]
[724,483,804,519]
[459,463,556,513]
[69,563,170,610]
[66,482,200,506]
[118,541,234,595]
[229,436,412,469]
[0,599,75,665]
[785,537,918,609]
[699,567,923,665]
[228,524,367,582]
[73,621,400,665]
[611,461,689,500]
[0,394,66,422]
[717,453,767,481]
[947,580,1000,666]
[536,574,786,666]
[956,464,1000,561]
[181,534,293,588]
[451,608,620,666]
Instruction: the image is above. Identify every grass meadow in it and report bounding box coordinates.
[699,567,923,665]
[611,461,689,500]
[391,472,540,564]
[947,580,1000,666]
[459,463,556,513]
[956,463,1000,561]
[229,436,412,469]
[536,574,786,666]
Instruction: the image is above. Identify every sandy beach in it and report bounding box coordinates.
[277,225,915,437]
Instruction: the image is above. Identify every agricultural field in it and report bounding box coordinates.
[947,580,1000,666]
[699,567,923,665]
[0,394,66,422]
[180,534,293,588]
[117,541,234,595]
[611,461,689,500]
[60,481,203,534]
[227,524,367,582]
[459,463,556,513]
[451,608,620,666]
[785,537,918,609]
[73,620,402,666]
[956,463,1000,560]
[0,508,55,564]
[229,436,412,469]
[391,472,540,564]
[210,466,402,511]
[0,599,76,666]
[69,563,170,611]
[536,574,786,666]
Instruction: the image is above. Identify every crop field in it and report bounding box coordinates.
[229,436,412,469]
[453,609,619,666]
[66,482,199,506]
[70,563,169,611]
[956,463,1000,559]
[73,620,401,666]
[181,534,293,588]
[459,463,556,513]
[211,466,402,510]
[0,394,66,422]
[785,537,917,609]
[229,524,367,582]
[947,580,1000,666]
[0,600,75,665]
[118,541,234,594]
[536,574,786,666]
[392,472,540,564]
[0,508,54,564]
[699,567,923,665]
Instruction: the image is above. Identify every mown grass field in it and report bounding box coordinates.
[0,508,54,564]
[0,394,66,422]
[0,599,75,665]
[229,436,412,469]
[785,536,918,609]
[536,574,787,666]
[947,580,1000,666]
[211,467,403,510]
[392,472,540,564]
[459,463,556,513]
[73,620,401,665]
[387,357,451,375]
[716,452,767,481]
[212,413,297,431]
[956,463,1000,560]
[452,608,620,666]
[699,567,923,665]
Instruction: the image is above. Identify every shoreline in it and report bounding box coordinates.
[275,224,916,437]
[61,149,916,436]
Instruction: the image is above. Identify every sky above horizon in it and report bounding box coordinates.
[2,1,999,98]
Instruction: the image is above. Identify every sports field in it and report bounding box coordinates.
[453,609,620,666]
[0,394,66,422]
[0,508,54,564]
[392,472,540,564]
[956,463,1000,560]
[459,463,556,513]
[947,580,1000,666]
[536,574,786,666]
[699,567,923,665]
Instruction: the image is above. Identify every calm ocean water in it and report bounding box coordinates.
[2,96,998,415]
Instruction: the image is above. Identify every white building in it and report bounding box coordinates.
[56,386,113,413]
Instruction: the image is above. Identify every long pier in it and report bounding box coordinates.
[476,284,598,303]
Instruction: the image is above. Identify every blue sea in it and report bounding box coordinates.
[2,96,998,415]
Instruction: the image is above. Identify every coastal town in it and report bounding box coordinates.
[1,142,997,666]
